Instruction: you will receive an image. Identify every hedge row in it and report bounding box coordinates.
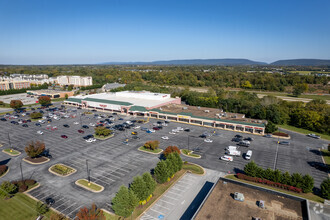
[237,173,302,193]
[272,132,289,137]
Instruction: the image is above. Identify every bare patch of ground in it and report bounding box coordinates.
[195,180,303,220]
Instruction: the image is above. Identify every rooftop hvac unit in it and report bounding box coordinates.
[159,108,162,110]
[197,106,200,109]
[204,110,210,113]
[182,107,188,110]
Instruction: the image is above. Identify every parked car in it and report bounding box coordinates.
[0,118,7,121]
[245,150,253,160]
[279,141,290,145]
[244,137,254,141]
[220,155,233,161]
[184,128,190,132]
[22,124,28,127]
[78,129,84,133]
[132,136,140,139]
[61,135,68,139]
[307,134,320,139]
[133,125,140,129]
[153,127,160,130]
[199,134,207,138]
[204,139,213,143]
[63,124,70,128]
[232,137,242,142]
[146,129,155,133]
[235,134,243,138]
[162,136,169,140]
[263,134,272,138]
[238,140,250,147]
[73,122,79,125]
[131,131,138,135]
[45,197,55,206]
[82,125,89,129]
[37,130,44,135]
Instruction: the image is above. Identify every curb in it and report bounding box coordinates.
[319,149,330,178]
[0,167,9,178]
[75,179,104,193]
[183,162,206,176]
[23,156,50,165]
[24,182,40,193]
[48,163,77,177]
[138,170,187,219]
[138,147,163,155]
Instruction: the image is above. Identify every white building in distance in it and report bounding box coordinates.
[56,76,93,87]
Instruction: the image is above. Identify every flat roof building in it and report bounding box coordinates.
[27,90,74,99]
[64,91,266,134]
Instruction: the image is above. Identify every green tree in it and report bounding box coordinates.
[301,174,314,193]
[291,173,303,188]
[173,152,183,171]
[65,94,69,99]
[10,100,23,109]
[142,172,156,196]
[165,158,176,178]
[0,181,17,198]
[38,96,51,106]
[154,160,169,183]
[24,141,45,158]
[94,126,112,137]
[320,178,330,199]
[30,112,43,119]
[36,201,49,215]
[293,83,308,96]
[244,161,259,177]
[241,80,252,89]
[265,121,277,133]
[112,185,138,218]
[263,168,275,181]
[130,176,148,202]
[273,169,282,183]
[166,153,179,173]
[281,171,292,185]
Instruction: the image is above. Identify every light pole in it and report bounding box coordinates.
[20,162,24,182]
[8,132,12,152]
[86,159,90,185]
[273,137,279,170]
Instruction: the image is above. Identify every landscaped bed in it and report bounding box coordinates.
[49,163,76,177]
[0,165,9,178]
[94,134,114,140]
[182,162,204,175]
[138,146,163,154]
[2,148,21,156]
[23,156,49,164]
[75,179,104,192]
[181,149,201,158]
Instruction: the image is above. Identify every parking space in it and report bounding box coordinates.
[0,104,329,218]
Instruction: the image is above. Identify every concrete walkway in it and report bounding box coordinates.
[140,169,223,220]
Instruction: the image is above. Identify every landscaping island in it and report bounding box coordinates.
[75,179,104,193]
[181,149,201,158]
[138,146,163,154]
[49,164,76,177]
[2,149,21,156]
[138,140,163,154]
[23,156,50,165]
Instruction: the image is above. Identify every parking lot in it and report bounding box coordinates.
[0,104,329,218]
[0,93,38,105]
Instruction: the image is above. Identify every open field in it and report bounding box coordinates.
[278,124,330,141]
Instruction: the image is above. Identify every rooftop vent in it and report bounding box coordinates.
[197,106,200,109]
[204,110,210,113]
[182,107,188,110]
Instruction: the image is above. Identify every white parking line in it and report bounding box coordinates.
[60,202,77,213]
[163,195,179,200]
[154,203,170,210]
[159,199,175,206]
[150,208,166,216]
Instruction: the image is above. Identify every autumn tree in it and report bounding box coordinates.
[38,96,51,106]
[25,141,45,158]
[163,146,180,158]
[10,100,23,109]
[76,203,105,220]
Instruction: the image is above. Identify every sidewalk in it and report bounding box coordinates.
[140,169,224,220]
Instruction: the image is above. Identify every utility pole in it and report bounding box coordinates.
[86,159,90,185]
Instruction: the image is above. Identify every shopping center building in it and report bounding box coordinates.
[64,91,266,134]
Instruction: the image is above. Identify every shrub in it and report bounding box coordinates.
[154,160,169,183]
[51,164,73,175]
[0,181,17,198]
[301,174,314,193]
[18,184,28,192]
[36,201,49,215]
[130,176,149,202]
[272,132,289,137]
[94,126,112,137]
[0,165,8,176]
[163,146,180,158]
[143,140,159,150]
[24,141,45,158]
[320,178,330,199]
[244,161,259,177]
[24,179,36,186]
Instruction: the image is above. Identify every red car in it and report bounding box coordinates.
[153,127,160,130]
[78,129,84,134]
[61,135,68,139]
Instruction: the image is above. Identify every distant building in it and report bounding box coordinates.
[102,83,126,92]
[56,76,93,87]
[27,90,74,99]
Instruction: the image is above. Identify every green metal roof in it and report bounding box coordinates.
[129,106,147,112]
[150,109,265,127]
[65,98,82,103]
[83,98,132,106]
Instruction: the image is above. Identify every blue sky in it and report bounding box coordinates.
[0,0,329,64]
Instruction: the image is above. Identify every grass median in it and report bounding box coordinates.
[321,150,330,165]
[183,162,204,174]
[3,148,20,156]
[181,149,201,158]
[225,174,325,203]
[138,146,162,154]
[278,124,330,141]
[76,179,103,192]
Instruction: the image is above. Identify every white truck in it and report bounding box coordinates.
[227,149,241,157]
[226,146,238,151]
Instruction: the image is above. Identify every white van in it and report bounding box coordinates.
[245,150,252,160]
[226,146,238,151]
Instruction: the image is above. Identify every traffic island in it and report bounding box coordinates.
[182,162,205,175]
[181,149,201,158]
[49,163,77,177]
[138,146,163,155]
[2,149,21,156]
[75,179,104,193]
[94,134,114,140]
[0,166,9,178]
[23,156,50,165]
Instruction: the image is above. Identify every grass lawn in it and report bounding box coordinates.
[3,148,20,155]
[50,164,75,176]
[77,179,102,191]
[225,174,325,203]
[278,124,330,141]
[321,150,330,165]
[183,163,204,174]
[181,149,201,158]
[138,146,162,154]
[0,193,55,220]
[103,211,121,220]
